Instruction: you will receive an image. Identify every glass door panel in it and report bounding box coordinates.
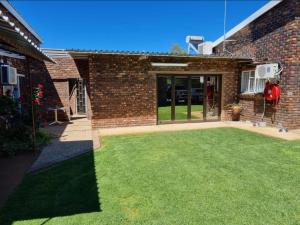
[175,76,188,121]
[157,76,172,122]
[191,76,204,120]
[205,76,221,121]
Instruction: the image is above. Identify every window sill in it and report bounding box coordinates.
[239,92,263,100]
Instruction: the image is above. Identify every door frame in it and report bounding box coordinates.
[156,74,222,124]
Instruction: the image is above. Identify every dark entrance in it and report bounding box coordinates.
[157,75,221,123]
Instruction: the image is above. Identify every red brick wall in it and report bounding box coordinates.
[28,58,71,121]
[214,0,300,128]
[32,57,91,120]
[88,54,242,128]
[88,54,157,128]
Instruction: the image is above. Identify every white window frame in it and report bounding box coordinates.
[241,70,266,93]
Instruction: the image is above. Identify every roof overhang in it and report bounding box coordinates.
[0,0,43,43]
[0,13,54,63]
[213,0,283,48]
[67,49,253,63]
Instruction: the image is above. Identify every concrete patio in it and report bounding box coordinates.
[29,118,100,173]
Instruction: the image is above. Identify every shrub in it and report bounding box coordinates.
[0,94,51,157]
[36,130,52,147]
[0,124,32,156]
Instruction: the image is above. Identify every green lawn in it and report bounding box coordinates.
[158,104,203,121]
[1,128,300,225]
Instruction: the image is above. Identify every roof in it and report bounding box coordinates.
[0,0,42,43]
[0,12,54,62]
[66,48,252,61]
[42,48,72,58]
[213,0,283,47]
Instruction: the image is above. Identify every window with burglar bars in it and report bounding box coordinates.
[241,71,266,93]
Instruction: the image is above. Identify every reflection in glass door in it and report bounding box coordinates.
[175,76,188,121]
[205,76,221,121]
[191,76,204,120]
[157,76,172,122]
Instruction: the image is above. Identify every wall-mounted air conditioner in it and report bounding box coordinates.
[0,65,9,85]
[255,63,279,79]
[8,67,17,85]
[198,41,213,55]
[0,65,17,85]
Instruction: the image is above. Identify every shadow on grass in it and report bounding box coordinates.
[0,146,101,225]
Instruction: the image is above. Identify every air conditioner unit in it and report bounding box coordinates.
[0,65,18,85]
[198,41,213,55]
[0,65,9,85]
[8,67,17,85]
[255,63,279,79]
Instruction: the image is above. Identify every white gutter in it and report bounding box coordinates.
[213,0,282,48]
[0,0,43,43]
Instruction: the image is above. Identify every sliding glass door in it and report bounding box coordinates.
[175,76,188,121]
[157,74,221,123]
[205,76,221,121]
[157,76,172,122]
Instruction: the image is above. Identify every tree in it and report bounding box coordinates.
[170,44,187,55]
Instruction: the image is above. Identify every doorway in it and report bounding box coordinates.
[76,79,87,114]
[157,75,221,123]
[69,79,87,116]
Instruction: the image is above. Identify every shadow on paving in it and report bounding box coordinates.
[0,145,101,225]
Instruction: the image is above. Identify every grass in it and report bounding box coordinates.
[1,128,300,225]
[158,104,203,121]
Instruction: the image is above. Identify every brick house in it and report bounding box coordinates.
[1,0,300,129]
[0,1,53,113]
[213,0,300,129]
[42,49,251,128]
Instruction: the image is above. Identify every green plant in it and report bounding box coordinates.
[36,130,52,147]
[0,95,48,156]
[0,96,18,116]
[0,124,32,156]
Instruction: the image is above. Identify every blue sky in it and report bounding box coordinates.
[12,0,269,52]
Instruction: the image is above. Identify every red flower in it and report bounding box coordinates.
[37,84,44,89]
[34,98,41,105]
[37,91,43,97]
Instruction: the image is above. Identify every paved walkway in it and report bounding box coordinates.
[30,119,300,173]
[99,121,300,141]
[29,118,100,173]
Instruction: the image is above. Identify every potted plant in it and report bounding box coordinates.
[224,103,242,121]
